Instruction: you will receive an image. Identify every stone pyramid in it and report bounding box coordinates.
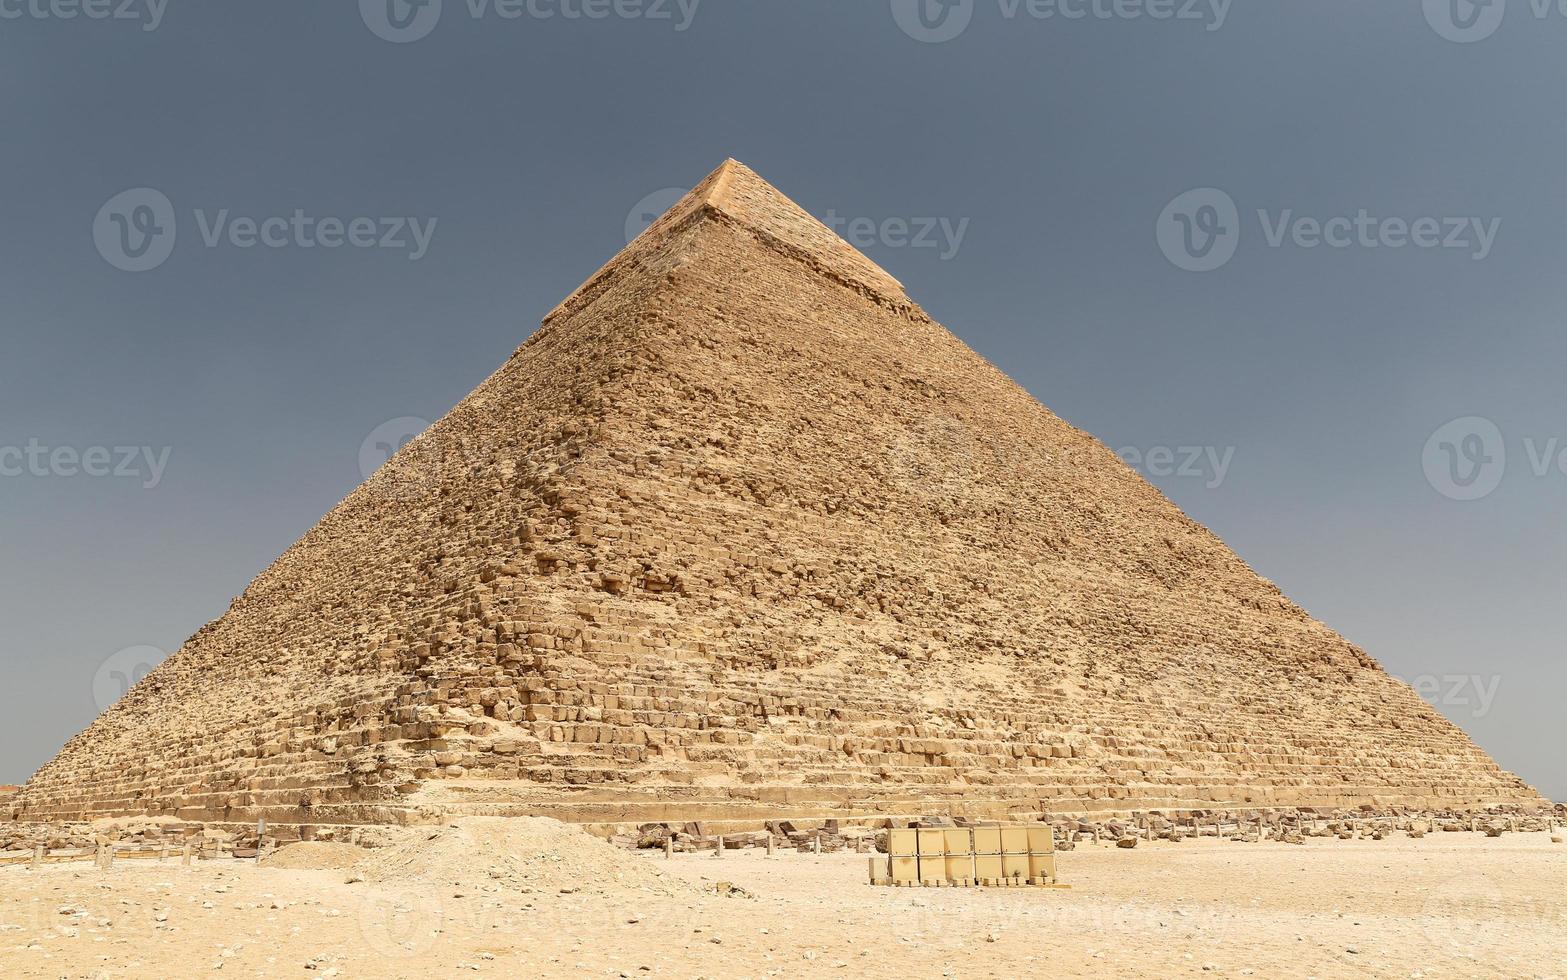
[14,161,1540,831]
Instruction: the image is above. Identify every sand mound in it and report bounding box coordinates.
[351,817,690,896]
[260,841,367,871]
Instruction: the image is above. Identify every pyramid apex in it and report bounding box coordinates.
[545,159,914,326]
[693,157,748,209]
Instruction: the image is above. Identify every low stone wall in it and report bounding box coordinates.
[5,802,1559,865]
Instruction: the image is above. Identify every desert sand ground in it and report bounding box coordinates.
[2,828,1563,979]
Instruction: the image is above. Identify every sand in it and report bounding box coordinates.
[1,829,1563,978]
[260,842,367,871]
[349,817,691,897]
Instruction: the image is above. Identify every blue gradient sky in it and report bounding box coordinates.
[2,0,1562,801]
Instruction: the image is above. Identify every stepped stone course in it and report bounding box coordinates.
[10,160,1542,831]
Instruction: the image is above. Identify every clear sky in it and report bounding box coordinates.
[2,0,1562,801]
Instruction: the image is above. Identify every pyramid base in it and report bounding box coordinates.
[10,779,1550,843]
[420,780,1549,828]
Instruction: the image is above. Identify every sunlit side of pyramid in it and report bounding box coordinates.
[14,161,1540,830]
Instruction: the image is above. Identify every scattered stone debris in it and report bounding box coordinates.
[350,817,692,897]
[5,804,1560,875]
[261,842,367,871]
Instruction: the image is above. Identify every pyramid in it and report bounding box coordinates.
[14,161,1540,831]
